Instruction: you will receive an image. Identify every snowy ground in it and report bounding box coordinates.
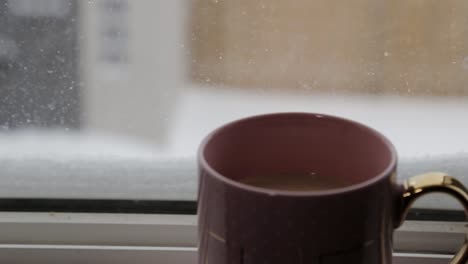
[1,85,468,209]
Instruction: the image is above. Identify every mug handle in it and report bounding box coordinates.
[396,172,468,264]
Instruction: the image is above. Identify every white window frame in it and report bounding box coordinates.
[0,212,464,263]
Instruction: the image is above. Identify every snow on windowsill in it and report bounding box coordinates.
[1,85,467,210]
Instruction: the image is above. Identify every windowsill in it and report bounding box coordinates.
[1,85,467,210]
[0,245,454,264]
[0,212,462,263]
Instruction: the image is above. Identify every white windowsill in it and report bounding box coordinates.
[0,246,454,264]
[0,212,463,264]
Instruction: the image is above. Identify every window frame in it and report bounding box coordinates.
[0,212,464,263]
[0,246,455,264]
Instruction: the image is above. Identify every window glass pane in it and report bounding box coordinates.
[0,0,467,215]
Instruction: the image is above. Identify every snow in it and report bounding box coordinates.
[1,85,467,209]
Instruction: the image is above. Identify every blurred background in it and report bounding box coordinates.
[1,0,468,202]
[1,0,468,147]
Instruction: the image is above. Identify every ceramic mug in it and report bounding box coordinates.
[198,113,468,264]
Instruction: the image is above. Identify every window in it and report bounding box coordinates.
[0,0,466,262]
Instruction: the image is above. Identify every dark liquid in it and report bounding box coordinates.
[239,173,350,191]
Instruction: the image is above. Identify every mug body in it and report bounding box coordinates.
[198,113,398,264]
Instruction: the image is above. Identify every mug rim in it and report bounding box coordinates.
[198,112,398,197]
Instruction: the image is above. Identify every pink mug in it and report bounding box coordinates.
[198,113,468,264]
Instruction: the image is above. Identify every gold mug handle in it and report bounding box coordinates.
[397,172,468,264]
